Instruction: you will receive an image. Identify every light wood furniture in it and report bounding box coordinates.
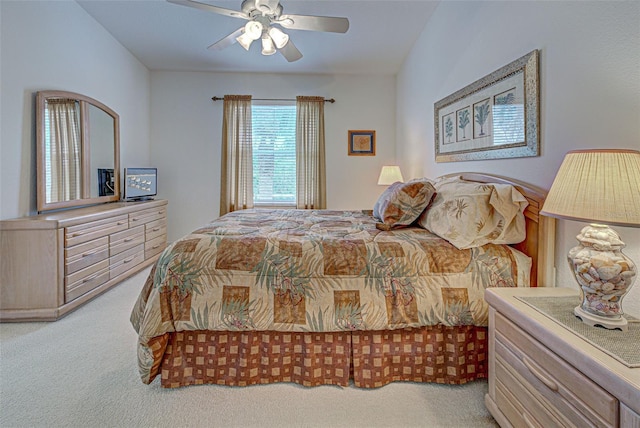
[36,90,121,212]
[1,199,167,321]
[485,287,640,428]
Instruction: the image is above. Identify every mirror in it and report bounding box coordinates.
[36,91,120,212]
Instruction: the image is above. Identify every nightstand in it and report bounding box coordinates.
[484,287,640,428]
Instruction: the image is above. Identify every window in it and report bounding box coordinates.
[252,104,297,205]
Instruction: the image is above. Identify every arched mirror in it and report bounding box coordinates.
[37,91,120,212]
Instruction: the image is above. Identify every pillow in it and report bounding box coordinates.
[416,176,528,249]
[373,178,436,228]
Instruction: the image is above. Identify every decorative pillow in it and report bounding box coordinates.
[416,176,528,249]
[373,178,436,227]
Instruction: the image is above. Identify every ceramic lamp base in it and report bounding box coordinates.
[568,224,637,331]
[574,305,628,332]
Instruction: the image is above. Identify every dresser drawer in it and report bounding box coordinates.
[65,259,110,302]
[110,225,145,256]
[145,224,166,242]
[145,235,166,259]
[65,214,128,247]
[145,217,166,240]
[129,207,166,226]
[495,312,618,427]
[110,244,145,279]
[65,237,109,275]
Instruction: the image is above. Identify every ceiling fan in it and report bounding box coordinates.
[167,0,350,62]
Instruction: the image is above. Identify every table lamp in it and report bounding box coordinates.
[541,149,640,331]
[377,166,404,185]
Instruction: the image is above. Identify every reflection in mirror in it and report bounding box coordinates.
[43,98,82,204]
[37,91,120,212]
[88,105,116,198]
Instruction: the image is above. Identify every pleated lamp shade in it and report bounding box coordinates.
[377,166,404,185]
[540,149,640,227]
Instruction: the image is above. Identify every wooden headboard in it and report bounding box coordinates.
[439,173,556,287]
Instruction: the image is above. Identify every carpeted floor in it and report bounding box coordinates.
[0,267,499,428]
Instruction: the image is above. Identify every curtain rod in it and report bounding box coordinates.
[211,96,335,103]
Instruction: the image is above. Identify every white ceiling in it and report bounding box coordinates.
[77,0,439,75]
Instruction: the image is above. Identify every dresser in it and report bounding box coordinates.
[0,199,167,321]
[485,287,640,428]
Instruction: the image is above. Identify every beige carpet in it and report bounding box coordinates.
[0,267,498,428]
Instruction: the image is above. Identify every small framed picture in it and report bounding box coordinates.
[348,130,376,156]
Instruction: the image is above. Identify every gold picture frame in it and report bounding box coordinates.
[348,130,376,156]
[434,50,540,162]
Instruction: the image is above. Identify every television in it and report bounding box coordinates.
[123,167,157,201]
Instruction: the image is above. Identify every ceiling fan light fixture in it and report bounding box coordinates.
[268,27,289,49]
[244,20,263,41]
[236,32,254,51]
[261,34,276,55]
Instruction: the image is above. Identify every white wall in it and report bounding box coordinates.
[150,72,396,241]
[0,0,151,219]
[397,1,640,316]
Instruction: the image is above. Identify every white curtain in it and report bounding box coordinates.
[220,95,253,216]
[46,99,82,203]
[296,96,326,209]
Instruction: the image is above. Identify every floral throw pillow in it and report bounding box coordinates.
[417,177,528,249]
[373,178,436,228]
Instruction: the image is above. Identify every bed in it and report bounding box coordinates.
[131,173,554,388]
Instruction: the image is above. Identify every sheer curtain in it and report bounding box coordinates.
[46,99,82,203]
[220,95,253,216]
[296,96,326,209]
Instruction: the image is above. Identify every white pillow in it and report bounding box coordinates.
[417,177,528,249]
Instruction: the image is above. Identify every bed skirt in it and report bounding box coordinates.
[159,325,487,388]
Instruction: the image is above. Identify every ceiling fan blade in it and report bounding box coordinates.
[277,14,349,33]
[167,0,249,20]
[207,27,244,51]
[279,39,303,62]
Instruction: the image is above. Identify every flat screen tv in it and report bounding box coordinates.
[123,167,157,201]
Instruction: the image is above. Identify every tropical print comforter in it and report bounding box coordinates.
[131,209,530,384]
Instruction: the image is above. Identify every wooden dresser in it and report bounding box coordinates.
[485,287,640,428]
[0,199,167,321]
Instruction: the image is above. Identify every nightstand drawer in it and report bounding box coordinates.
[495,358,571,428]
[495,312,618,427]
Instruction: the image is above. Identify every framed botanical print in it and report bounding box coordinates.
[434,50,540,162]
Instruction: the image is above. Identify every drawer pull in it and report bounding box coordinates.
[522,356,559,392]
[132,218,139,222]
[124,237,134,242]
[152,244,161,249]
[123,255,136,264]
[82,271,102,283]
[151,227,160,232]
[82,249,100,257]
[117,221,126,225]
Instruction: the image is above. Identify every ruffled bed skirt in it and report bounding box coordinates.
[159,325,487,388]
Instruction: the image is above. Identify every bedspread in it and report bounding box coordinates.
[131,209,530,384]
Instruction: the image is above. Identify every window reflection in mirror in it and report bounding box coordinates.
[43,98,82,204]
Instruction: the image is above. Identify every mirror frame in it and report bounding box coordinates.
[36,90,120,212]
